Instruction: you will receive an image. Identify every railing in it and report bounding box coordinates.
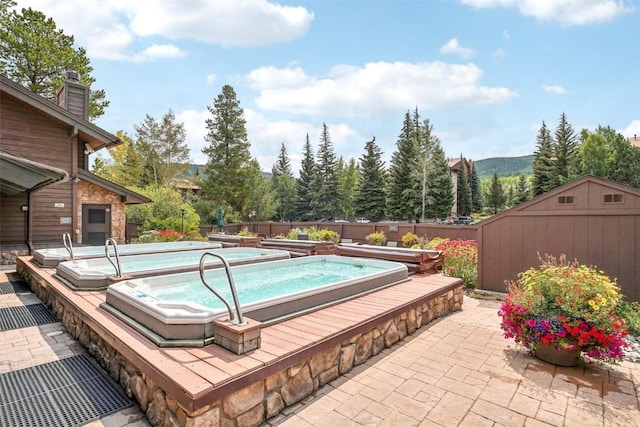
[105,238,123,278]
[63,232,74,260]
[198,252,246,325]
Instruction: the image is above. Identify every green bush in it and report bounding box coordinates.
[366,231,386,246]
[616,299,640,336]
[126,186,200,232]
[401,232,419,248]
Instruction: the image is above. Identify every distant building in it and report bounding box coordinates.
[627,134,640,148]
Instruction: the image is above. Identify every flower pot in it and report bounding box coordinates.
[534,343,580,367]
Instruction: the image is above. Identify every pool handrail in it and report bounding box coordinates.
[198,252,246,325]
[63,232,74,260]
[105,238,123,278]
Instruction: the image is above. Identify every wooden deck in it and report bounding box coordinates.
[16,256,461,414]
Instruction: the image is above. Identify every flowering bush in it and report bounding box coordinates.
[499,254,629,365]
[435,239,477,288]
[401,232,419,248]
[133,229,205,243]
[366,231,386,246]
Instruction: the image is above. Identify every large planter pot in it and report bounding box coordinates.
[533,343,581,367]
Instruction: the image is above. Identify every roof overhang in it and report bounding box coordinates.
[76,170,152,204]
[0,150,69,196]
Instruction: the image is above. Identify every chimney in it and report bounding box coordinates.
[57,71,89,120]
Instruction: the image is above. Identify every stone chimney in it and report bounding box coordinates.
[57,71,89,120]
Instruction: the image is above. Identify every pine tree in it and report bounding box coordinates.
[553,112,578,186]
[295,134,316,220]
[271,143,296,221]
[532,121,555,196]
[426,144,454,219]
[387,111,420,220]
[355,137,387,221]
[456,155,472,216]
[245,158,277,221]
[514,174,529,204]
[0,4,109,118]
[487,172,506,214]
[469,161,483,212]
[201,85,253,216]
[312,123,340,219]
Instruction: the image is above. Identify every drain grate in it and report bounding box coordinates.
[0,304,58,332]
[0,354,134,427]
[0,281,30,295]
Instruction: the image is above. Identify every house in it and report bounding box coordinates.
[0,73,150,264]
[447,157,473,217]
[476,175,640,302]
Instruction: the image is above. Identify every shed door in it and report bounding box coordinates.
[82,204,111,245]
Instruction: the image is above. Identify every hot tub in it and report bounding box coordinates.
[32,241,223,267]
[102,256,409,346]
[55,247,291,290]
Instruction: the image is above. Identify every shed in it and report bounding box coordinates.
[477,175,640,302]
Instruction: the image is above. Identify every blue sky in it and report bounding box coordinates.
[15,0,640,174]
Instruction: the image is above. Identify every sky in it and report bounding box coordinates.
[13,0,640,174]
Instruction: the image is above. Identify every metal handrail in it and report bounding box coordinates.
[63,232,74,260]
[198,252,246,325]
[105,238,123,278]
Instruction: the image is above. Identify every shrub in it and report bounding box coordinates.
[499,254,629,365]
[426,237,449,250]
[237,226,257,237]
[435,239,477,288]
[401,232,419,248]
[616,299,640,337]
[366,231,386,246]
[132,229,205,243]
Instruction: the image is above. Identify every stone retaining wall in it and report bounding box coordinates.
[17,260,462,427]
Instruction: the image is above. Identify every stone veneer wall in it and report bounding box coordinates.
[77,181,126,244]
[17,260,462,427]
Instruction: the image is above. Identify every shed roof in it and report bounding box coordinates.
[0,150,69,196]
[77,170,151,204]
[478,175,640,228]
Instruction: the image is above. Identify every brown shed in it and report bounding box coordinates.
[477,175,640,302]
[0,74,150,264]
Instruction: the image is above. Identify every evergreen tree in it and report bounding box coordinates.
[387,111,420,220]
[425,144,454,219]
[295,134,316,220]
[336,157,359,220]
[271,143,296,221]
[469,161,483,212]
[486,173,506,214]
[201,85,253,216]
[514,174,529,204]
[532,121,555,196]
[553,112,578,186]
[134,110,189,187]
[0,3,108,118]
[312,123,340,219]
[355,137,387,221]
[245,158,277,221]
[456,154,472,216]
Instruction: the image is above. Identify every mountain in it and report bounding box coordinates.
[474,155,534,179]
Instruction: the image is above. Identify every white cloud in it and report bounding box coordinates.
[175,109,209,164]
[14,0,314,60]
[493,48,507,59]
[460,0,633,26]
[131,44,187,63]
[622,120,640,139]
[248,62,517,118]
[542,84,568,95]
[440,38,475,59]
[206,74,218,85]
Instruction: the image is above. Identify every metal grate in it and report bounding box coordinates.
[0,354,134,427]
[0,281,30,295]
[0,304,58,332]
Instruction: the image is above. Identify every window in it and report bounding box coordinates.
[557,195,575,204]
[603,193,623,204]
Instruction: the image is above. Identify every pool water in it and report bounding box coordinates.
[150,260,385,310]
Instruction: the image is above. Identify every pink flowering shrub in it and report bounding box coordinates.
[499,254,629,365]
[435,239,477,288]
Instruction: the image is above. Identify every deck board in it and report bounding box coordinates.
[17,256,462,412]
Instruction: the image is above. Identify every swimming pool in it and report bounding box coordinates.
[32,241,223,267]
[102,255,409,346]
[55,247,291,290]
